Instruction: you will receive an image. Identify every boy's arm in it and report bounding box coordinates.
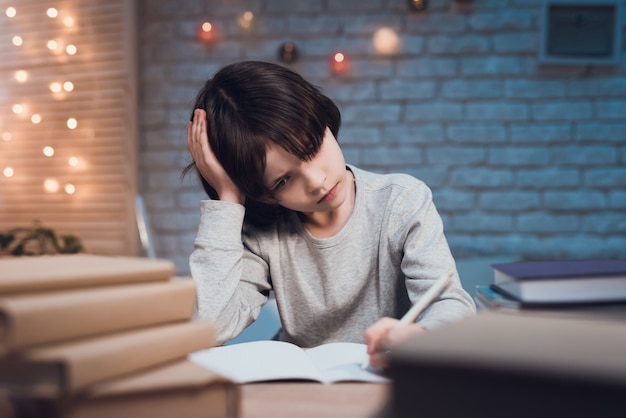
[190,200,272,345]
[395,182,476,331]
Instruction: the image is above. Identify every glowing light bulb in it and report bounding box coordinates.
[63,16,75,27]
[49,82,62,93]
[43,146,55,157]
[2,132,12,142]
[31,114,42,124]
[46,8,58,18]
[373,27,400,55]
[3,167,14,178]
[63,81,74,92]
[14,70,28,82]
[237,11,254,29]
[68,156,79,167]
[65,184,76,194]
[44,178,59,193]
[47,40,58,50]
[67,118,78,129]
[6,7,16,18]
[12,104,24,114]
[12,36,23,46]
[66,44,77,55]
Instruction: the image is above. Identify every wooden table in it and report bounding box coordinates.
[241,382,391,418]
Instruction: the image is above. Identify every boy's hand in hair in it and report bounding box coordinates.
[187,109,245,204]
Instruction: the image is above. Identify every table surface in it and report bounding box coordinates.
[240,382,391,418]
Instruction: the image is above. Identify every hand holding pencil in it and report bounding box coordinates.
[362,271,453,370]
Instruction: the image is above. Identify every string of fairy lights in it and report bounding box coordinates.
[2,5,82,195]
[2,5,409,195]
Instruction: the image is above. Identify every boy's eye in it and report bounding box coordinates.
[273,176,290,191]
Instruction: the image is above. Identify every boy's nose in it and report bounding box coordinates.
[303,163,326,194]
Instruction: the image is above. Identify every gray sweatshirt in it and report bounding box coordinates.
[190,165,476,347]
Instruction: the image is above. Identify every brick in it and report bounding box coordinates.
[479,191,540,211]
[397,58,458,77]
[426,146,485,165]
[510,124,571,143]
[575,123,626,142]
[361,146,422,166]
[596,100,626,120]
[427,35,489,55]
[405,103,464,122]
[461,57,527,76]
[266,0,323,13]
[384,125,445,144]
[553,146,617,166]
[517,213,579,232]
[447,124,507,143]
[544,191,606,210]
[582,214,626,234]
[584,168,626,187]
[338,127,381,145]
[505,80,566,99]
[453,213,514,232]
[517,168,580,188]
[379,80,436,101]
[566,79,626,97]
[341,104,402,124]
[450,168,513,188]
[488,147,551,166]
[609,191,626,209]
[441,80,503,99]
[468,10,534,31]
[493,32,536,53]
[531,101,593,121]
[467,102,528,121]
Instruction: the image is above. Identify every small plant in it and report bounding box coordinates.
[0,221,86,256]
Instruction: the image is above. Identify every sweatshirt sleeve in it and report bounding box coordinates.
[391,180,476,330]
[189,200,272,345]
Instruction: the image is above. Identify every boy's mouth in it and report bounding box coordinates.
[317,183,339,204]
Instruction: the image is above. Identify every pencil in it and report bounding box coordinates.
[361,271,453,370]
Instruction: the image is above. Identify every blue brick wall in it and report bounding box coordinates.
[137,0,626,274]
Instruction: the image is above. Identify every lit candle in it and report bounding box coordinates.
[197,21,218,42]
[330,52,351,74]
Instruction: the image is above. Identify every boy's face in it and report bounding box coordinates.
[263,128,350,215]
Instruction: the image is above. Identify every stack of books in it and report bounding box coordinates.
[476,259,626,320]
[0,254,239,418]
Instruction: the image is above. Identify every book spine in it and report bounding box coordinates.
[0,280,196,354]
[2,320,216,396]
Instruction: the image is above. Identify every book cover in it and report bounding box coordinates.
[0,255,175,294]
[0,279,196,354]
[9,360,239,418]
[0,320,216,398]
[491,259,626,304]
[189,340,389,384]
[492,259,626,282]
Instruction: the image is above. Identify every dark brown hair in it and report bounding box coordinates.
[183,60,341,226]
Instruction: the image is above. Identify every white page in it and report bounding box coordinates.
[188,340,324,383]
[189,340,389,384]
[305,342,390,383]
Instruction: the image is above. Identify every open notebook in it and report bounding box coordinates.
[189,341,389,384]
